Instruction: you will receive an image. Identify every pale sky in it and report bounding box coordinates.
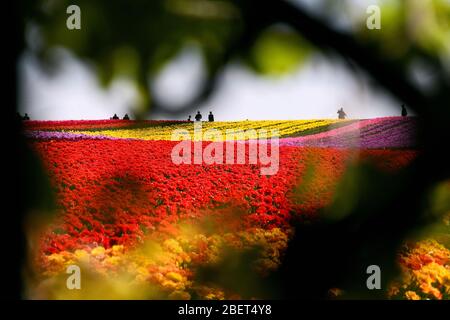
[17,0,431,121]
[154,46,403,120]
[18,46,406,121]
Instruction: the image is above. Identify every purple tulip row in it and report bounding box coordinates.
[24,130,134,141]
[279,117,417,149]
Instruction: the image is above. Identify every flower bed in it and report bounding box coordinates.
[66,120,346,140]
[279,117,417,148]
[23,117,440,300]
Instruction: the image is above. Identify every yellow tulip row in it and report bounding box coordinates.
[71,119,347,141]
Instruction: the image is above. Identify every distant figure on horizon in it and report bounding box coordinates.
[195,111,202,122]
[401,104,408,117]
[208,111,214,122]
[337,108,347,120]
[187,115,192,122]
[23,113,30,120]
[123,113,130,120]
[112,113,119,120]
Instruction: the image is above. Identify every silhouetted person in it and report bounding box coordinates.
[208,111,214,122]
[195,111,202,121]
[23,113,30,120]
[401,105,408,117]
[112,113,119,120]
[337,108,347,120]
[123,113,130,120]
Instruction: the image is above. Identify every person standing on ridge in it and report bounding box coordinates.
[337,108,347,119]
[208,111,214,122]
[112,113,119,120]
[123,113,130,120]
[401,104,408,117]
[195,111,202,121]
[187,115,192,122]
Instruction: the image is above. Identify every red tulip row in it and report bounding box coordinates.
[29,139,417,257]
[23,119,186,131]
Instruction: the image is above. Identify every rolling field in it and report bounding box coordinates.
[23,117,450,300]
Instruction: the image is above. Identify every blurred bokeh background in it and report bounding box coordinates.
[18,0,449,121]
[13,0,450,300]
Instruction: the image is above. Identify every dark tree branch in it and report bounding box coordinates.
[146,13,265,118]
[254,0,430,111]
[148,0,441,118]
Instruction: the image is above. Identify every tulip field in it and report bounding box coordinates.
[23,117,450,300]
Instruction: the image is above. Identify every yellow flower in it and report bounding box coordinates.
[74,249,89,261]
[47,253,66,265]
[163,239,183,254]
[161,280,179,291]
[405,291,421,300]
[166,272,183,283]
[111,245,124,255]
[91,246,106,257]
[105,256,121,266]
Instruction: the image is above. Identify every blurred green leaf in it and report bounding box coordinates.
[248,26,311,76]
